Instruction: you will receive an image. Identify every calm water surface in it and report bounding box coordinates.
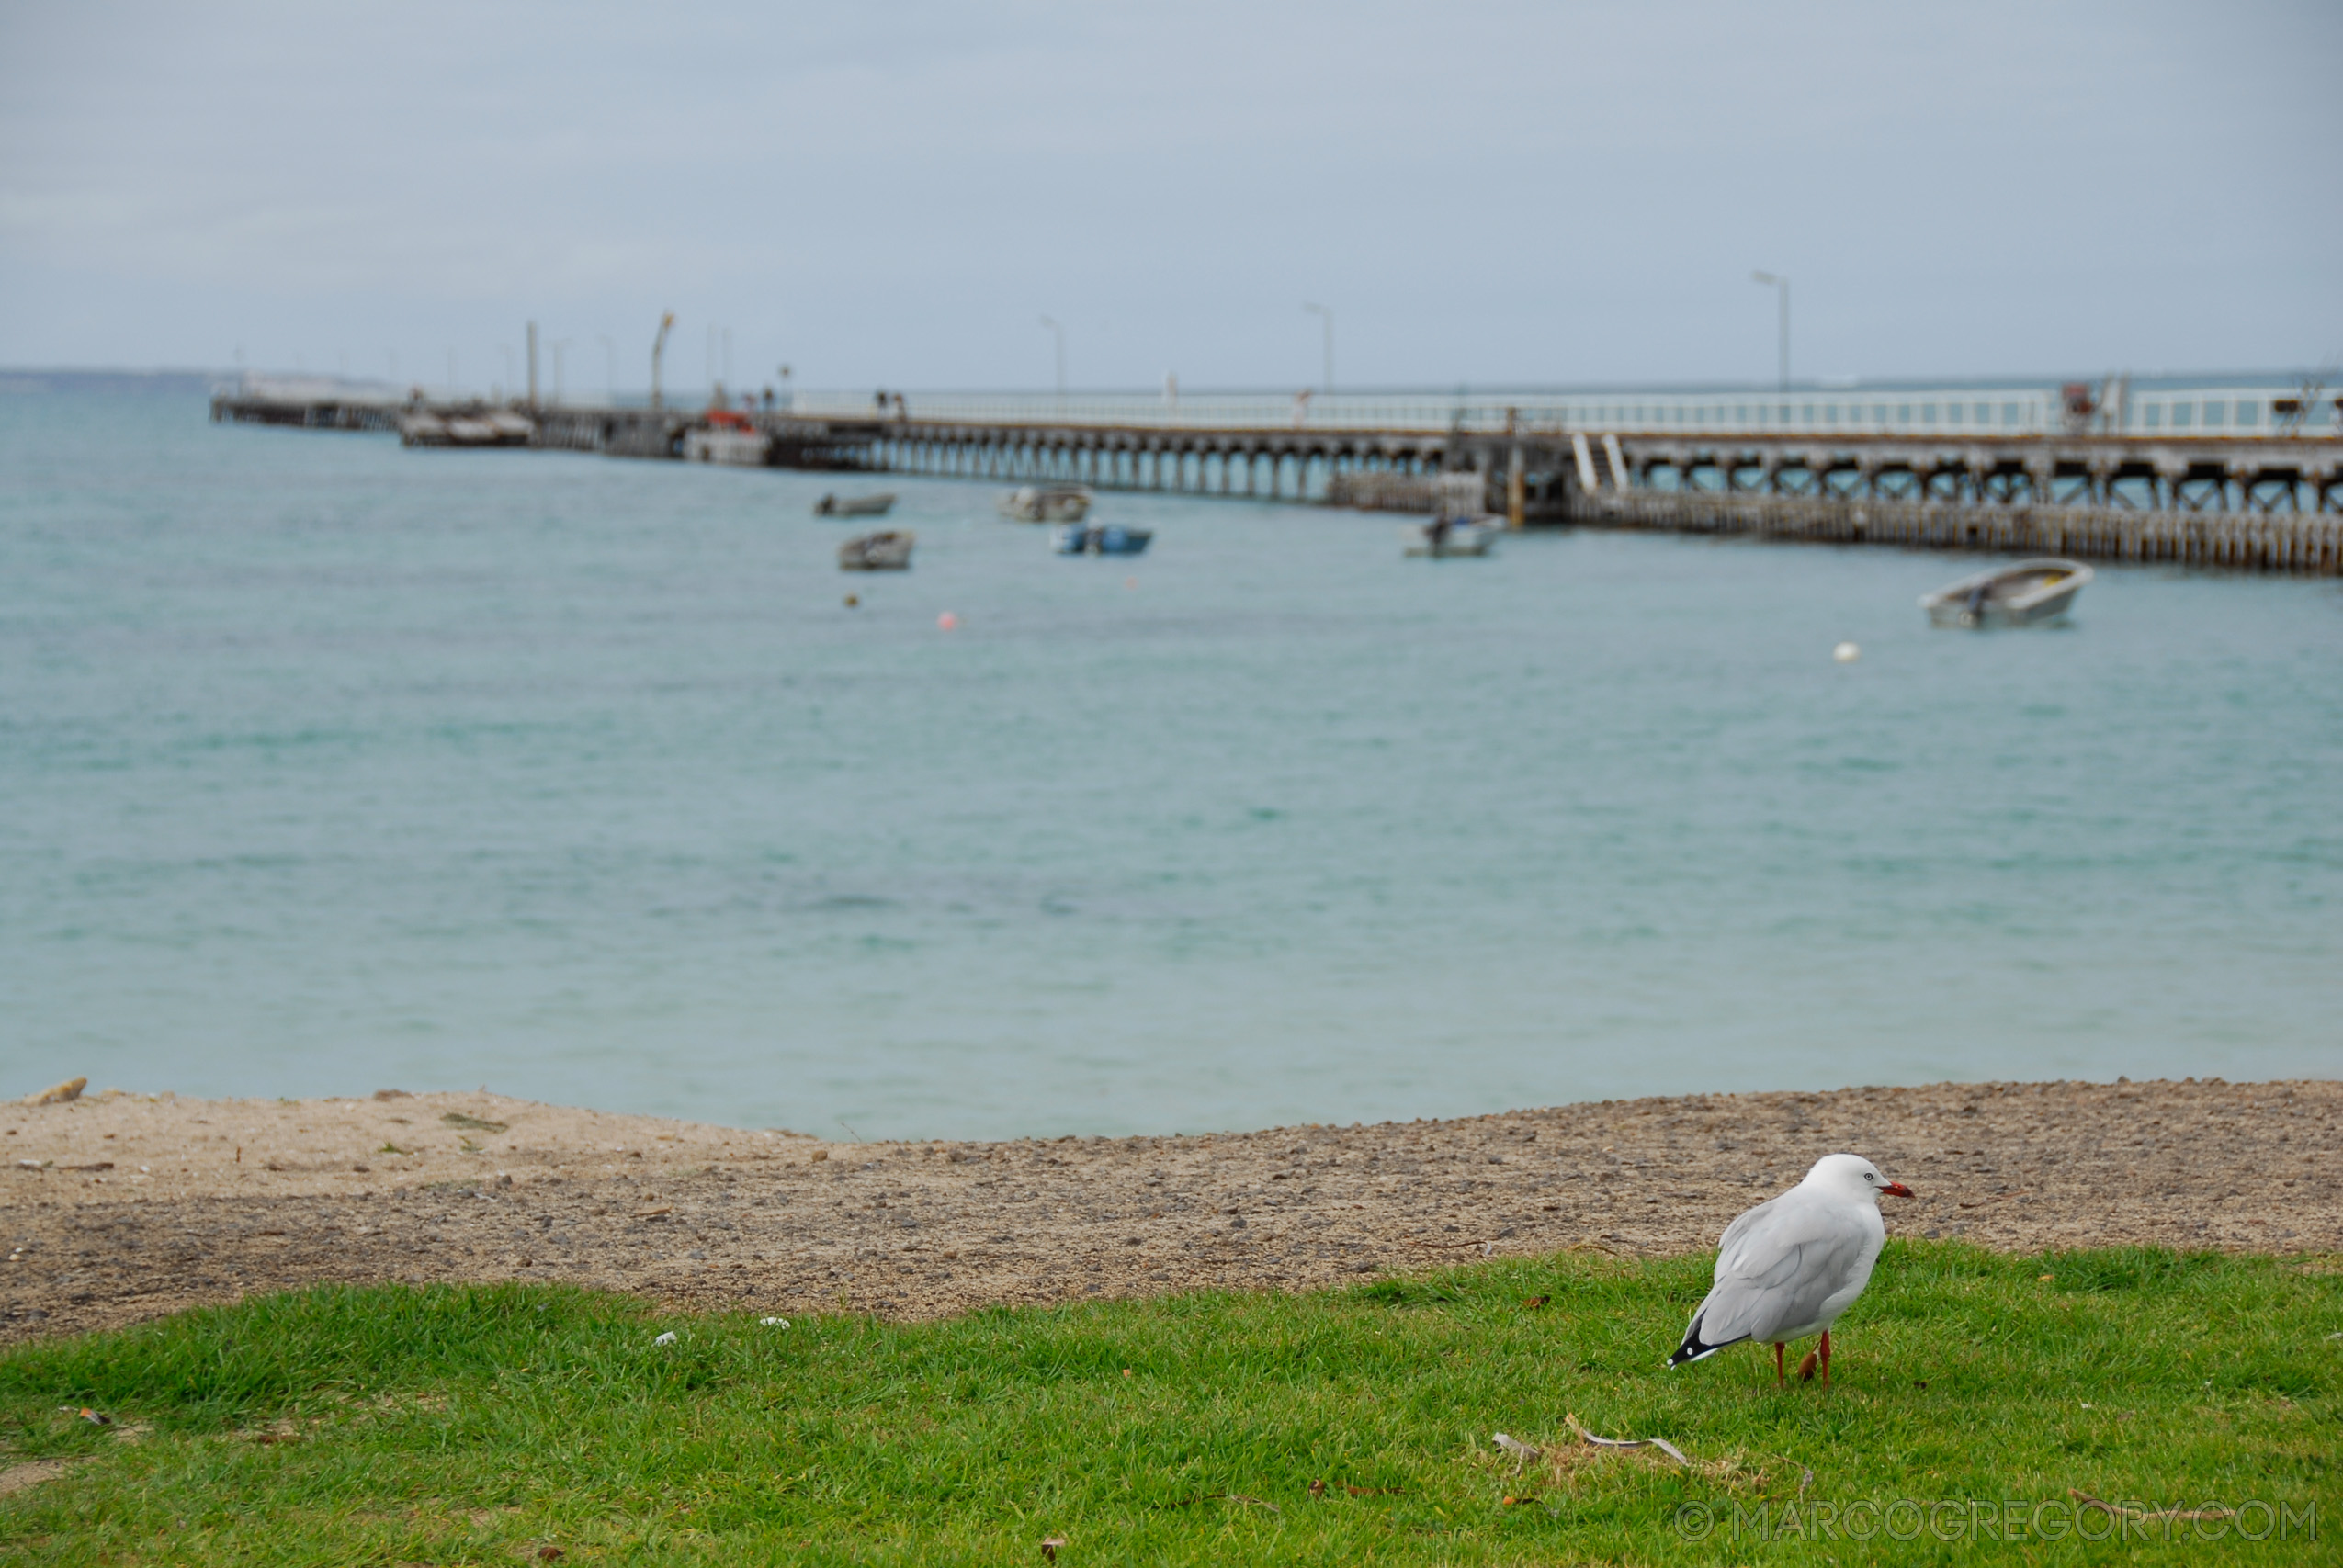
[3,391,2337,1136]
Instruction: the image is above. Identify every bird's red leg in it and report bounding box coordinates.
[1820,1330,1832,1391]
[1773,1342,1785,1386]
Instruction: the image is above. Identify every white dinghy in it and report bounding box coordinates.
[1920,558,2092,628]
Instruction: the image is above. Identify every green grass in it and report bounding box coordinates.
[2,1244,2335,1563]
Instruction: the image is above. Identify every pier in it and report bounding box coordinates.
[212,381,2343,575]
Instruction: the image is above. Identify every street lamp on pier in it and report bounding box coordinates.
[1750,271,1790,392]
[1038,316,1065,411]
[1303,302,1334,394]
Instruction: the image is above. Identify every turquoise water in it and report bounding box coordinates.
[3,392,2337,1137]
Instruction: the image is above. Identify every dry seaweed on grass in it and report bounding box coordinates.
[236,1416,305,1447]
[441,1113,509,1134]
[1308,1477,1406,1498]
[1564,1412,1692,1467]
[1159,1493,1281,1514]
[1538,1438,1762,1499]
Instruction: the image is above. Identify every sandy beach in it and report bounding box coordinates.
[3,1077,2334,1343]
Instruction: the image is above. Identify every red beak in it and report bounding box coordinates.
[1881,1181,1914,1199]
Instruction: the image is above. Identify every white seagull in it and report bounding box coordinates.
[1667,1153,1913,1387]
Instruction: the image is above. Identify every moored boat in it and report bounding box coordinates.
[838,530,915,571]
[1920,558,2092,627]
[998,485,1093,524]
[1402,516,1500,558]
[399,410,533,448]
[814,492,897,518]
[1052,524,1152,557]
[683,426,773,465]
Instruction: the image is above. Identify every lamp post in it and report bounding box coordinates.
[1038,316,1065,411]
[1749,271,1790,392]
[1303,302,1333,394]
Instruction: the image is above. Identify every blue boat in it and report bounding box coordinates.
[1052,524,1152,557]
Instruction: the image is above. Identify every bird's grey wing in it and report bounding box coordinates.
[1710,1194,1782,1277]
[1670,1194,1795,1362]
[1696,1201,1873,1347]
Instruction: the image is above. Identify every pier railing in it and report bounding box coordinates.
[782,382,2338,441]
[212,375,2342,443]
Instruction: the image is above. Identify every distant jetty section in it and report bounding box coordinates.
[211,381,2343,575]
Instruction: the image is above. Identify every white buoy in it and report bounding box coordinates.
[1833,641,1861,663]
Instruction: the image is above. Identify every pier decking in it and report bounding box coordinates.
[210,387,2343,574]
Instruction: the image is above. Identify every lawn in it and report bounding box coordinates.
[2,1244,2334,1563]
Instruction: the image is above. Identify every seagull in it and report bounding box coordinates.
[1667,1152,1913,1387]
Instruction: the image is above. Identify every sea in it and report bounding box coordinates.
[3,388,2337,1139]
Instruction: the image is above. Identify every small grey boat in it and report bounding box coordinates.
[1920,558,2092,628]
[838,530,915,571]
[1401,516,1499,558]
[813,492,896,518]
[997,485,1092,524]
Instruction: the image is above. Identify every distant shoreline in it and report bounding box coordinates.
[0,368,223,395]
[5,1077,2336,1343]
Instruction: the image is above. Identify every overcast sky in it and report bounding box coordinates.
[3,0,2337,391]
